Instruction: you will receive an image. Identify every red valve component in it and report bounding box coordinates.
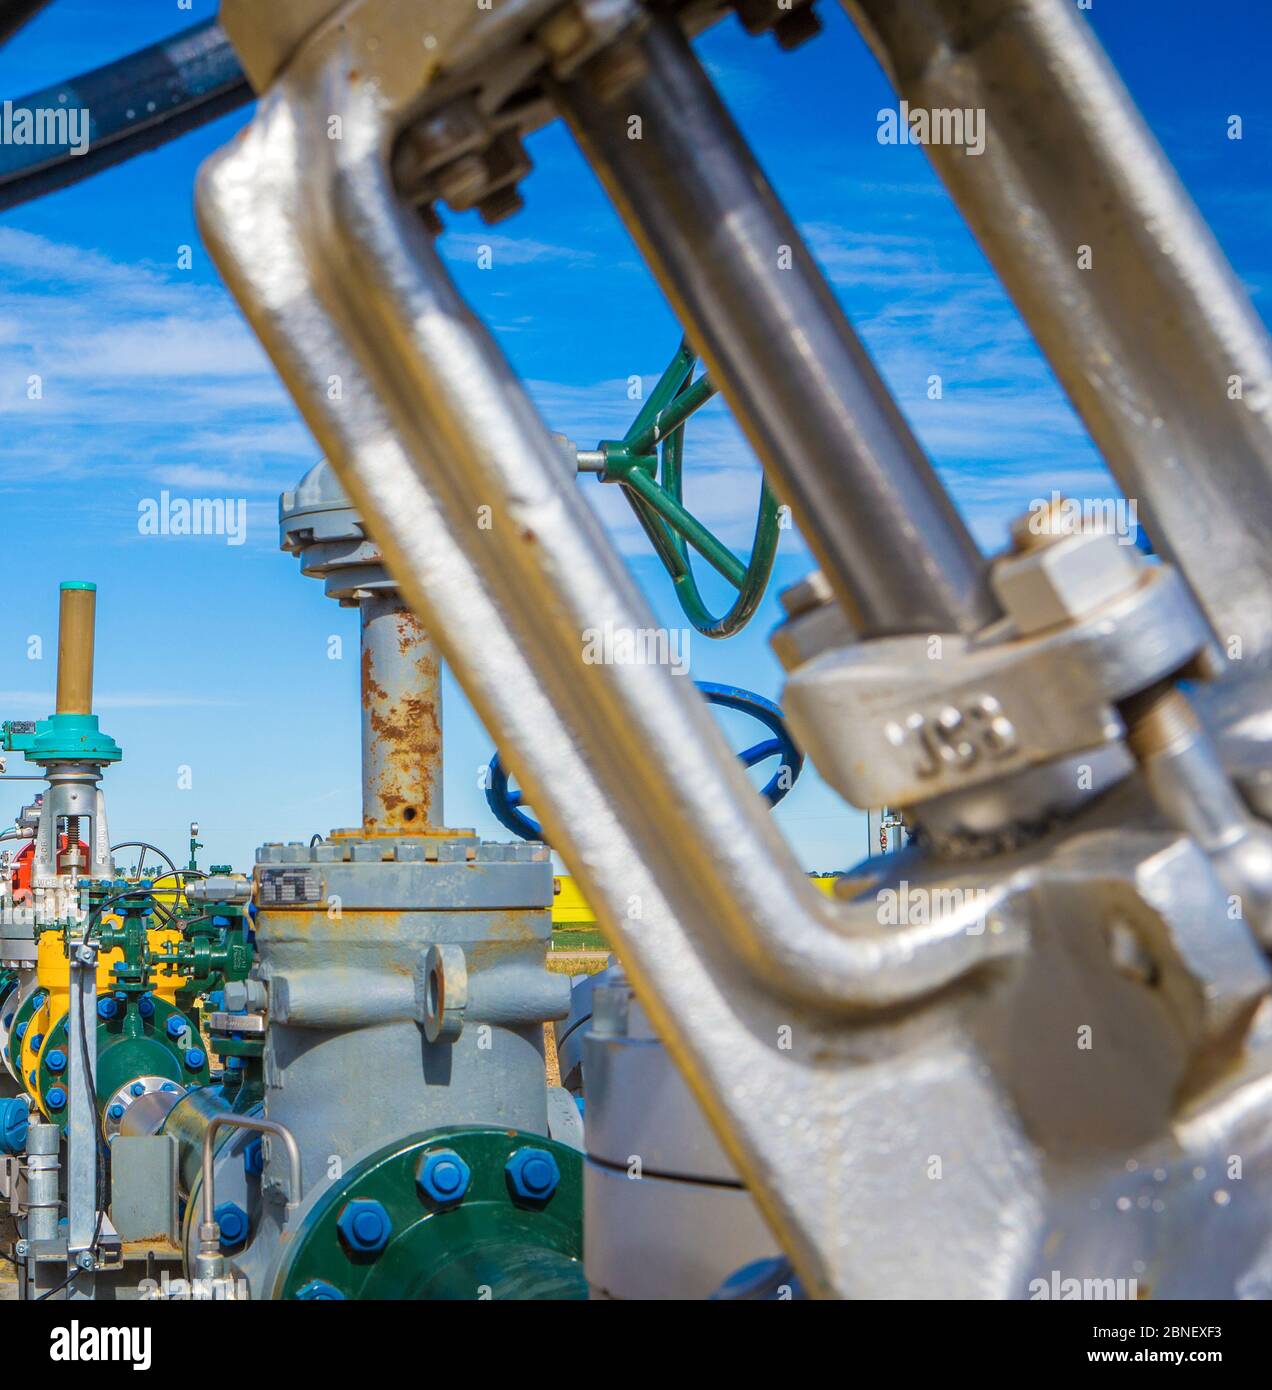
[10,834,89,895]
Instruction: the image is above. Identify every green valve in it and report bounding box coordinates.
[588,338,781,638]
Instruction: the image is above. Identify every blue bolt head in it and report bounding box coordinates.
[129,1082,146,1097]
[243,1137,264,1177]
[184,1048,206,1071]
[29,1033,43,1053]
[108,1104,125,1121]
[96,998,118,1020]
[214,1201,249,1249]
[505,1147,561,1204]
[45,1049,67,1074]
[336,1198,392,1255]
[31,992,45,1011]
[296,1280,345,1300]
[46,1086,67,1110]
[416,1149,471,1207]
[164,1016,185,1040]
[13,1022,25,1040]
[138,995,155,1019]
[161,1082,180,1093]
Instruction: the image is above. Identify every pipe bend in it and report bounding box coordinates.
[200,1114,303,1233]
[198,61,1019,1018]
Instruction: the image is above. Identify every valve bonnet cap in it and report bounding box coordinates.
[0,1097,29,1154]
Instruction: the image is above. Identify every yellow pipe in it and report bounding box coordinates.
[23,920,185,1115]
[55,581,96,716]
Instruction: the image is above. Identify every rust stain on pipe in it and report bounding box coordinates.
[360,596,444,834]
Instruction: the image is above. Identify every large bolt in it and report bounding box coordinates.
[416,1149,471,1207]
[96,998,118,1020]
[165,1016,186,1040]
[336,1198,392,1255]
[214,1201,249,1250]
[185,1048,206,1071]
[45,1049,66,1074]
[45,1086,67,1110]
[243,1137,264,1177]
[505,1147,561,1204]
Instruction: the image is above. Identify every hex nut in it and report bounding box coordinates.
[506,1147,561,1203]
[416,1148,472,1206]
[336,1198,392,1255]
[214,1201,249,1250]
[991,530,1143,636]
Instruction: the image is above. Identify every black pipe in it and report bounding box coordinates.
[0,17,250,211]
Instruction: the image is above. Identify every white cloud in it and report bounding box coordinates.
[439,231,596,268]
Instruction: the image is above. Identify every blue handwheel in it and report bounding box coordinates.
[485,680,804,842]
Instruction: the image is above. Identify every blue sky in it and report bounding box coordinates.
[0,0,1267,874]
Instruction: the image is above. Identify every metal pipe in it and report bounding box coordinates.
[552,15,996,639]
[195,46,1025,1295]
[359,592,443,833]
[23,1121,59,1244]
[844,0,1272,666]
[55,581,95,716]
[198,68,1011,1014]
[200,1113,301,1236]
[0,18,252,213]
[1123,685,1272,945]
[65,942,97,1256]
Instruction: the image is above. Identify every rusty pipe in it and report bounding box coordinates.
[359,592,443,834]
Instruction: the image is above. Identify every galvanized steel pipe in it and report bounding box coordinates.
[844,0,1272,666]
